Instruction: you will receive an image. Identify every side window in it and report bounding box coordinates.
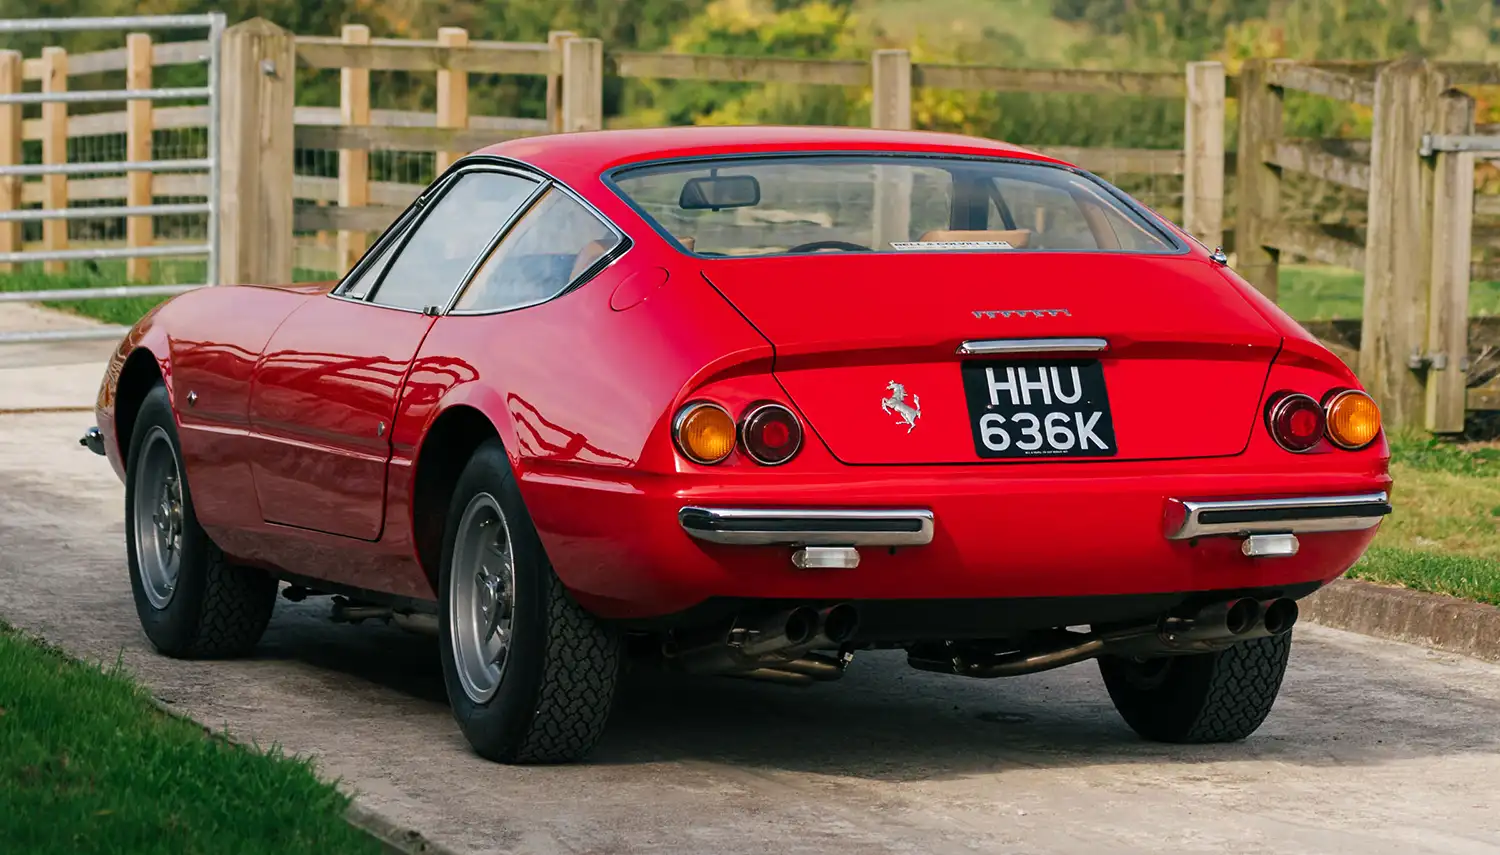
[453,188,621,313]
[338,219,408,301]
[369,171,539,311]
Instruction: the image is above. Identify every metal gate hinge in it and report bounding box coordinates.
[1407,351,1450,371]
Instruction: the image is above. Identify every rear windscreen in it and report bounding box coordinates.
[609,155,1178,258]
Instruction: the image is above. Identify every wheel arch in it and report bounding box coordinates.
[113,345,169,469]
[411,404,503,590]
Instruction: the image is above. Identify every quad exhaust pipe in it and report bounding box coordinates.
[908,596,1298,680]
[665,603,860,684]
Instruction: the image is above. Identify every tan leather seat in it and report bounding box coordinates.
[675,236,696,252]
[917,229,1032,248]
[570,239,614,279]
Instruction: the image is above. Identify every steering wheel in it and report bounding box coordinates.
[785,240,873,254]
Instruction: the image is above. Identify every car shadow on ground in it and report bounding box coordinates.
[248,602,1500,783]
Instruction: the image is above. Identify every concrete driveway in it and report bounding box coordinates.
[2,343,1499,854]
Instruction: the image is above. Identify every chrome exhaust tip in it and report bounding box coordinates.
[819,603,859,646]
[1261,598,1299,635]
[79,426,105,456]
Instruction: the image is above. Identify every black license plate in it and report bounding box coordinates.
[960,359,1118,459]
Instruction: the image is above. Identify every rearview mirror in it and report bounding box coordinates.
[679,175,760,210]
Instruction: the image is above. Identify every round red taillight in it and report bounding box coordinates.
[1267,392,1324,452]
[740,402,803,465]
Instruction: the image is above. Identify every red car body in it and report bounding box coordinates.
[93,126,1391,635]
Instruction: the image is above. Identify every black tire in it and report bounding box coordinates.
[125,384,277,658]
[438,438,622,764]
[1098,632,1293,743]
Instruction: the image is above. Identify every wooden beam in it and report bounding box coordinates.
[545,30,575,134]
[1234,59,1284,298]
[611,51,868,86]
[1032,146,1184,175]
[1469,382,1500,411]
[561,38,603,132]
[295,204,404,233]
[24,173,208,204]
[219,19,295,286]
[338,24,370,276]
[1263,140,1371,191]
[295,124,513,153]
[1424,89,1476,433]
[295,106,545,132]
[436,28,469,173]
[1269,223,1367,270]
[126,33,154,282]
[914,63,1184,97]
[1360,58,1442,431]
[1183,61,1226,248]
[20,40,210,80]
[294,37,552,75]
[1265,61,1376,107]
[870,49,911,130]
[0,51,20,273]
[41,47,68,274]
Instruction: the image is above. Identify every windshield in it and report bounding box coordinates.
[609,155,1178,258]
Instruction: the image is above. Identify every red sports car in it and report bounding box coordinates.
[85,126,1391,764]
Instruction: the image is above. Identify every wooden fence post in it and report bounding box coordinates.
[545,30,576,134]
[126,33,154,282]
[337,24,370,275]
[560,37,603,132]
[1234,58,1283,298]
[0,51,21,274]
[1423,87,1476,433]
[1183,60,1225,250]
[41,47,67,275]
[1360,58,1442,430]
[218,19,295,286]
[436,27,469,172]
[870,49,911,130]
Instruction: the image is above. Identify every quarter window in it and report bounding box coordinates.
[368,171,538,311]
[453,188,621,313]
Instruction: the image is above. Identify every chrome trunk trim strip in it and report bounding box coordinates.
[956,337,1109,355]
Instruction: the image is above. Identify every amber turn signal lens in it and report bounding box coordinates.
[674,402,735,464]
[1324,390,1381,450]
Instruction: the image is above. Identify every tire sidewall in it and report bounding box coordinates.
[124,384,216,653]
[438,439,553,759]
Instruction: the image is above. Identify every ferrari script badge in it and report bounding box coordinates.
[882,381,921,433]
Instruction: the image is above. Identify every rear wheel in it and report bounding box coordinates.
[438,439,622,764]
[125,384,277,657]
[1098,632,1292,743]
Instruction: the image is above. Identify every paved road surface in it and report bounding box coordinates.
[2,359,1498,853]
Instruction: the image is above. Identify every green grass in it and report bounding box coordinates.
[1277,264,1500,321]
[0,623,381,855]
[1345,435,1500,606]
[0,261,338,327]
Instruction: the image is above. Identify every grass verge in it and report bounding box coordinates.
[1277,264,1500,320]
[0,622,380,855]
[1347,435,1500,606]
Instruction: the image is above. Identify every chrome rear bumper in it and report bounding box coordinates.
[1165,492,1391,540]
[679,507,935,547]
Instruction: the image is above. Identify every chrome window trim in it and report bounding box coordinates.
[1166,492,1391,540]
[444,164,633,318]
[956,337,1109,355]
[679,507,936,546]
[327,162,544,311]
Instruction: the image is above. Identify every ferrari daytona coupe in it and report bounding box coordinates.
[85,126,1392,763]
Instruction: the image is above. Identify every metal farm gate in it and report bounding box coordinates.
[0,14,224,344]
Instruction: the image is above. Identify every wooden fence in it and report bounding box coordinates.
[5,16,1500,430]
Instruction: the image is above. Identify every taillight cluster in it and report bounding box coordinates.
[673,400,803,466]
[1265,389,1381,452]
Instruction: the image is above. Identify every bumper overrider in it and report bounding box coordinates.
[680,492,1390,561]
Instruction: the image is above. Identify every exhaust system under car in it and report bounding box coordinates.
[664,603,861,685]
[907,596,1299,680]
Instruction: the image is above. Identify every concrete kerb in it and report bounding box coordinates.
[1301,578,1500,664]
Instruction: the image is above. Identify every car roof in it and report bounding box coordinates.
[477,126,1066,177]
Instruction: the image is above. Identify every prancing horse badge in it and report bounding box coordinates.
[882,381,921,433]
